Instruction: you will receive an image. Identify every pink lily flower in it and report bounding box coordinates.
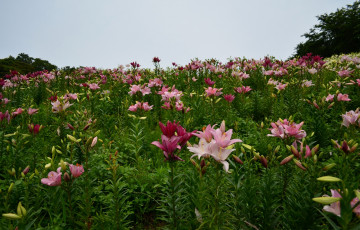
[211,127,242,148]
[51,100,72,113]
[41,167,62,186]
[337,93,351,102]
[325,94,334,102]
[341,110,360,127]
[69,164,84,178]
[323,189,341,217]
[152,135,182,161]
[89,83,100,90]
[205,87,223,97]
[267,122,285,139]
[194,124,216,143]
[27,108,39,115]
[223,94,235,102]
[12,108,23,118]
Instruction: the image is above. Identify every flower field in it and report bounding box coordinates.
[1,53,360,229]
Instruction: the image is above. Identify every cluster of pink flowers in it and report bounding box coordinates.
[326,93,351,102]
[188,121,242,172]
[234,86,252,94]
[268,78,287,91]
[128,84,151,96]
[157,85,190,113]
[268,119,306,140]
[128,101,153,112]
[341,109,360,127]
[152,121,195,161]
[205,87,223,97]
[204,78,215,86]
[41,164,84,186]
[148,78,163,88]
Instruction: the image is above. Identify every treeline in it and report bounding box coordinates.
[0,53,58,77]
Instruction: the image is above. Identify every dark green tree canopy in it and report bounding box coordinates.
[294,1,360,57]
[0,53,57,77]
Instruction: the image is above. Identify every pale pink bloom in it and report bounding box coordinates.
[140,86,151,96]
[188,138,214,159]
[69,164,84,178]
[142,102,153,111]
[275,83,287,91]
[51,100,72,113]
[161,102,171,110]
[341,110,360,127]
[267,122,285,139]
[192,77,198,82]
[267,78,278,85]
[129,85,141,96]
[357,79,360,86]
[338,69,353,77]
[211,125,242,148]
[2,98,10,104]
[175,101,184,111]
[41,167,62,186]
[223,94,235,102]
[205,87,223,97]
[326,94,334,102]
[308,68,317,74]
[208,142,235,172]
[148,78,163,87]
[27,108,39,115]
[337,93,351,102]
[302,80,314,87]
[63,93,77,100]
[89,83,100,90]
[323,190,341,217]
[263,70,274,76]
[128,104,138,112]
[234,86,252,94]
[194,125,216,142]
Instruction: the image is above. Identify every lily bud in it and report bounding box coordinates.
[274,145,280,154]
[59,159,67,171]
[190,159,199,170]
[22,166,30,175]
[293,159,306,171]
[341,141,350,153]
[280,155,294,165]
[91,136,98,147]
[200,159,206,168]
[327,102,335,109]
[2,213,22,220]
[323,163,336,171]
[17,202,26,217]
[8,183,14,193]
[350,143,358,152]
[67,123,75,130]
[64,172,71,182]
[232,155,243,165]
[259,156,268,168]
[313,197,341,205]
[317,176,342,182]
[291,145,300,159]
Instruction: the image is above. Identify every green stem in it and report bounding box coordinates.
[169,161,177,230]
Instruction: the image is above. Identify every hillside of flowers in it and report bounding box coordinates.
[0,53,360,229]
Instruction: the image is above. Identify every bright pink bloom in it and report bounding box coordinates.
[28,124,43,135]
[204,78,215,86]
[69,164,84,178]
[41,167,62,186]
[338,69,353,77]
[2,98,10,104]
[356,79,360,86]
[142,102,153,111]
[128,104,138,112]
[205,87,223,97]
[152,135,182,161]
[275,83,287,91]
[140,86,151,96]
[337,93,351,102]
[223,94,235,102]
[12,108,23,117]
[0,111,11,123]
[325,94,334,102]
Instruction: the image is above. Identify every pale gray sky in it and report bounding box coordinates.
[0,0,355,69]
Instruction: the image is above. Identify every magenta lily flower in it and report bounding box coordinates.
[69,164,84,178]
[152,135,182,161]
[41,167,62,186]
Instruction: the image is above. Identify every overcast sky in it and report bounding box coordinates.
[0,0,355,69]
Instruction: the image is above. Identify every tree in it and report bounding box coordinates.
[294,1,360,57]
